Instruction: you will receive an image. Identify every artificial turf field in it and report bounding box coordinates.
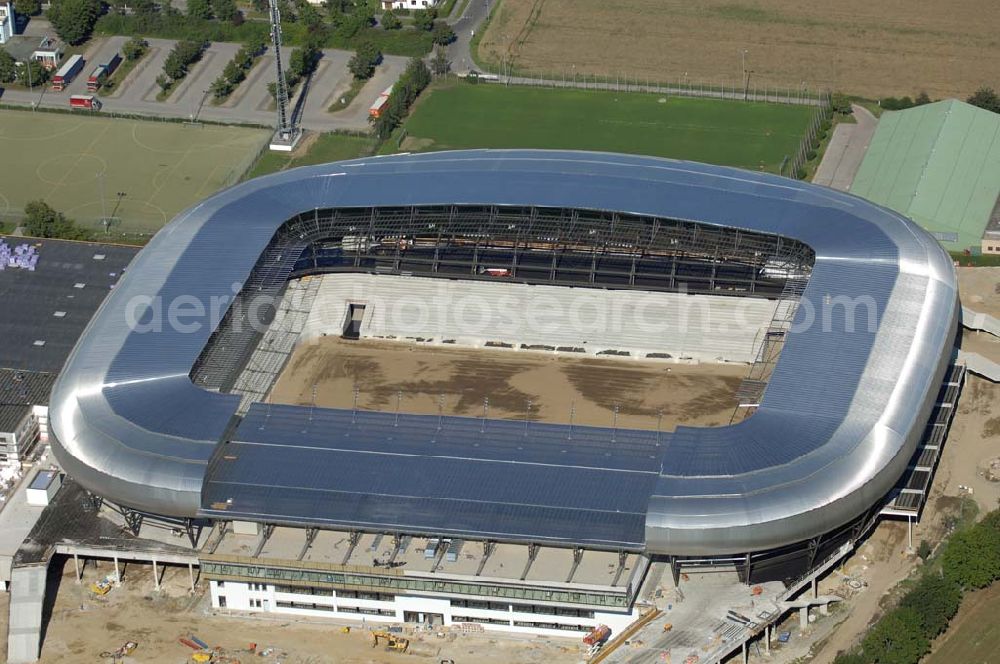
[396,82,814,172]
[0,111,269,234]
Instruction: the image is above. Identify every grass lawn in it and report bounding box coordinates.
[244,132,377,180]
[0,110,269,234]
[392,81,814,172]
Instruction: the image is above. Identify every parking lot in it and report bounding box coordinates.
[0,37,404,132]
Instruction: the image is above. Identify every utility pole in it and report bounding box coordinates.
[267,0,301,151]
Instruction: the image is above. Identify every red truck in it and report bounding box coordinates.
[69,94,102,111]
[51,54,84,92]
[87,52,122,92]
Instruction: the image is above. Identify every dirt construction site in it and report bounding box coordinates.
[268,338,746,431]
[478,0,1000,99]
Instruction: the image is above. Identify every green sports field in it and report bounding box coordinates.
[395,82,814,172]
[0,111,269,234]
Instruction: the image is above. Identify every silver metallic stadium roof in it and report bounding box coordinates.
[48,150,958,555]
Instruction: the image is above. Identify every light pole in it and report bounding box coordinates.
[741,49,749,100]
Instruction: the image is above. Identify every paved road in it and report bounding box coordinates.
[812,104,878,191]
[170,42,242,117]
[447,0,493,74]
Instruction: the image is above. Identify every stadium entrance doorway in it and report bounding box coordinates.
[342,303,366,339]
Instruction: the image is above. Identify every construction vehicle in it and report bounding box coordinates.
[100,641,137,661]
[90,575,116,595]
[371,630,409,652]
[583,624,611,646]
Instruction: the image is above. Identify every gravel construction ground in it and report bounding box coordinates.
[478,0,1000,99]
[1,557,583,664]
[269,337,747,431]
[396,81,813,172]
[0,110,268,233]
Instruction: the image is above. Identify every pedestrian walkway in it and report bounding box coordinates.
[813,104,877,190]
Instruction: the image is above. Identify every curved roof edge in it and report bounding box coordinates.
[48,150,959,554]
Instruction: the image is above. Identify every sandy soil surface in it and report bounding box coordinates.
[479,0,1000,98]
[269,338,747,431]
[962,329,1000,364]
[957,267,1000,319]
[20,558,582,664]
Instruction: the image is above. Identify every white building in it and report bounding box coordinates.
[0,2,14,44]
[381,0,438,10]
[203,526,646,639]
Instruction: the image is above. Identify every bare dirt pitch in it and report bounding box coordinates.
[478,0,1000,99]
[268,338,746,431]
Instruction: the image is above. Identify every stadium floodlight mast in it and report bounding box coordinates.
[267,0,301,152]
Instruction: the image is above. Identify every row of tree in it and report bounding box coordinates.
[21,201,93,241]
[156,39,208,93]
[369,56,431,139]
[210,34,267,100]
[187,0,241,24]
[834,508,1000,664]
[266,39,321,100]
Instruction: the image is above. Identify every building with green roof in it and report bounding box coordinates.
[850,99,1000,253]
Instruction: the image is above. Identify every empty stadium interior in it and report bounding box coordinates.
[192,205,816,431]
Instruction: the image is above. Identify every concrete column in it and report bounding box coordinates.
[188,563,195,592]
[812,576,818,598]
[799,606,809,631]
[73,553,81,583]
[113,556,120,584]
[152,560,160,592]
[742,640,748,664]
[820,602,830,616]
[765,625,771,654]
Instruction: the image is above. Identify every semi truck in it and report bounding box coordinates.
[51,54,84,92]
[69,94,102,110]
[86,52,122,92]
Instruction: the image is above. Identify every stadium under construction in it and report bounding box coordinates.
[9,150,963,662]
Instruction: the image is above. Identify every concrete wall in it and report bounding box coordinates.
[300,274,775,364]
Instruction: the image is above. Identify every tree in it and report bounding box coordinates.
[156,73,171,91]
[432,20,455,45]
[47,0,101,45]
[380,8,401,29]
[251,0,268,13]
[861,607,929,664]
[212,0,239,22]
[915,91,932,106]
[23,201,90,240]
[16,60,48,87]
[942,523,1000,589]
[412,7,434,30]
[14,0,42,16]
[916,539,932,561]
[187,0,213,19]
[899,574,961,638]
[430,47,450,76]
[0,50,17,84]
[347,41,381,80]
[968,86,1000,114]
[831,654,867,664]
[123,37,150,62]
[289,42,320,79]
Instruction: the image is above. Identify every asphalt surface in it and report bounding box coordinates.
[447,0,493,74]
[0,38,405,132]
[812,104,878,191]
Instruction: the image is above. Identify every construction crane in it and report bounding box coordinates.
[266,0,300,150]
[371,631,409,653]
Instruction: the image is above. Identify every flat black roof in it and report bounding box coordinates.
[0,369,55,432]
[0,236,139,373]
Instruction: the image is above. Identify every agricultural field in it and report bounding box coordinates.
[478,0,1000,99]
[0,111,269,234]
[392,81,814,173]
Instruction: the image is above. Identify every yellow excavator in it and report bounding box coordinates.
[371,631,409,653]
